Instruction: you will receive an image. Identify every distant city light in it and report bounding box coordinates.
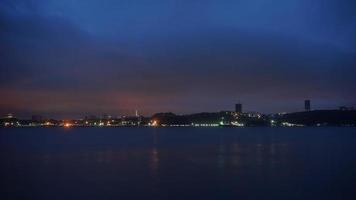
[231,121,244,127]
[64,123,71,128]
[150,120,158,127]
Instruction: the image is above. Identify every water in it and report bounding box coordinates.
[1,127,356,200]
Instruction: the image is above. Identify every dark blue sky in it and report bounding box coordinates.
[1,0,355,118]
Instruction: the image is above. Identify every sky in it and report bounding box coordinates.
[0,0,356,118]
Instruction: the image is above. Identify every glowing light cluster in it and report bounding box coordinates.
[150,120,159,127]
[64,123,71,128]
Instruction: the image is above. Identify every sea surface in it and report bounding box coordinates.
[1,127,356,200]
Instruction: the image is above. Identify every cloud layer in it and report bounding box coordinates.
[1,0,355,118]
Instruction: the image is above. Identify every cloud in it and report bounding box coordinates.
[0,0,355,117]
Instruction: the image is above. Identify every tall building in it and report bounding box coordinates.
[235,103,242,113]
[305,100,311,111]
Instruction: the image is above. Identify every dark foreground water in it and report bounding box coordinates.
[1,128,356,200]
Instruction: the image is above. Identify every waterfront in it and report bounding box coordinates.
[1,128,356,200]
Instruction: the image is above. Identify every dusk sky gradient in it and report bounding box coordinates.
[1,0,356,118]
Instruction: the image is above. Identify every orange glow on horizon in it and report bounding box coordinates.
[151,120,159,127]
[64,123,71,128]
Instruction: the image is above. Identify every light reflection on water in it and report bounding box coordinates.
[1,127,356,200]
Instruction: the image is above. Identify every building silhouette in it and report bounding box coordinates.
[235,103,242,113]
[305,100,311,111]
